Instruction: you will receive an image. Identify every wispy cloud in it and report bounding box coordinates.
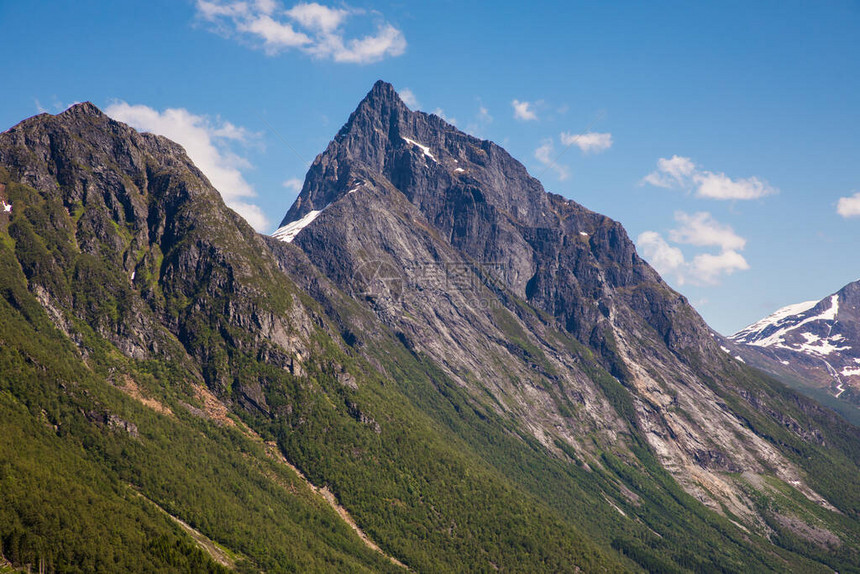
[535,140,568,180]
[196,1,406,64]
[642,155,777,200]
[464,99,493,137]
[35,98,82,114]
[560,131,612,154]
[512,99,538,121]
[283,177,303,193]
[105,102,269,231]
[399,88,419,109]
[668,211,746,251]
[637,211,749,286]
[837,192,860,218]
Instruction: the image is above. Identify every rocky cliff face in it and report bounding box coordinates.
[0,103,315,403]
[276,81,851,527]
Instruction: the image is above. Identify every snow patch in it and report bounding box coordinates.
[2,201,11,213]
[796,331,850,357]
[732,300,818,346]
[454,168,465,173]
[780,360,790,365]
[402,137,437,162]
[272,209,326,243]
[732,295,843,354]
[720,346,731,354]
[734,355,745,363]
[822,294,839,321]
[841,367,860,377]
[130,271,136,281]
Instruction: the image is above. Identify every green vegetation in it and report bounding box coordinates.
[2,132,860,574]
[0,178,402,573]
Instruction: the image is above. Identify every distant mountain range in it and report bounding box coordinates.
[727,280,860,422]
[1,82,860,572]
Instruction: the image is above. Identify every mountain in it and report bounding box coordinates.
[1,86,860,572]
[269,81,860,569]
[728,280,860,420]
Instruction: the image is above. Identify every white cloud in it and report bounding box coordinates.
[637,232,686,278]
[637,211,749,286]
[283,177,303,192]
[689,250,749,284]
[477,104,492,124]
[105,102,269,231]
[642,155,777,200]
[535,140,568,180]
[641,155,696,188]
[196,1,406,64]
[512,99,538,121]
[668,211,746,251]
[399,88,419,109]
[237,14,311,50]
[836,192,860,218]
[285,2,347,33]
[560,131,613,154]
[694,171,775,200]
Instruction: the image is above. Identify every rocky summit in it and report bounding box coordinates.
[2,83,860,572]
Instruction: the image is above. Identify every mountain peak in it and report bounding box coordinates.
[362,80,407,110]
[342,80,409,131]
[59,101,105,119]
[369,79,399,100]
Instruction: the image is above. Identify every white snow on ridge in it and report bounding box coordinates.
[841,366,860,377]
[732,300,818,344]
[272,209,325,243]
[403,137,437,162]
[732,295,842,352]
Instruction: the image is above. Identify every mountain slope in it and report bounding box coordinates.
[728,280,860,421]
[2,91,860,572]
[0,105,411,573]
[0,104,630,572]
[273,81,860,571]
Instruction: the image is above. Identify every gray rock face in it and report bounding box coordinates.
[275,81,842,524]
[0,102,314,397]
[283,81,714,363]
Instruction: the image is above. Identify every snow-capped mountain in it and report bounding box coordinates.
[729,280,860,408]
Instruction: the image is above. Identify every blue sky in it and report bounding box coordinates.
[2,1,859,334]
